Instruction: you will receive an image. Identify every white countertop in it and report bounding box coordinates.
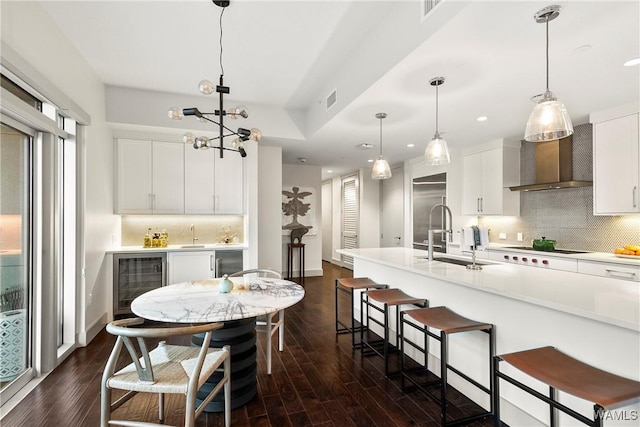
[107,243,248,254]
[339,247,640,331]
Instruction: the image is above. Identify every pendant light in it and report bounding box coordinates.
[424,77,451,165]
[524,5,573,142]
[371,112,392,179]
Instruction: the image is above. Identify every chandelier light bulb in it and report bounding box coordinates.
[250,128,262,141]
[168,107,184,120]
[182,132,196,145]
[198,79,215,95]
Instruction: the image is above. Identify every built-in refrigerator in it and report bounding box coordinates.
[412,172,447,253]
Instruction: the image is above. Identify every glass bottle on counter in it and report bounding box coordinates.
[143,228,152,248]
[160,229,168,247]
[152,228,161,248]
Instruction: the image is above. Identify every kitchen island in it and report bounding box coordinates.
[339,247,640,426]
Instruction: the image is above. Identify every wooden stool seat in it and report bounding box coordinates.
[498,346,640,410]
[335,277,387,348]
[336,277,380,290]
[366,288,426,306]
[404,306,493,334]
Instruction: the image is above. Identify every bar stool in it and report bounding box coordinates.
[494,346,640,427]
[400,306,495,427]
[360,288,427,377]
[335,278,387,348]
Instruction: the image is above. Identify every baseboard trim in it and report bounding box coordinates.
[78,312,108,346]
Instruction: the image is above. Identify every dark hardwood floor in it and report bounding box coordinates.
[2,261,497,426]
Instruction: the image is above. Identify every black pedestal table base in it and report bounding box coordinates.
[191,317,257,411]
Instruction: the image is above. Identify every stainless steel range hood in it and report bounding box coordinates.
[509,136,592,192]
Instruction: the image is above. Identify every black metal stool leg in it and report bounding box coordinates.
[440,331,448,427]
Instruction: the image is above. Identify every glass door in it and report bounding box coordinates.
[0,123,32,398]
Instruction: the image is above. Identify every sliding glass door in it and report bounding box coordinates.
[0,122,33,399]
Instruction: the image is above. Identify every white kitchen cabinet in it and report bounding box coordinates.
[592,111,639,215]
[168,250,244,284]
[116,139,184,214]
[168,251,215,284]
[577,259,640,282]
[462,140,520,216]
[184,147,245,214]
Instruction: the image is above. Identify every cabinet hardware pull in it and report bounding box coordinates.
[480,197,483,212]
[605,269,636,278]
[633,186,638,208]
[477,198,481,212]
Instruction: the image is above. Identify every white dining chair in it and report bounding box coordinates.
[100,317,231,427]
[230,268,283,375]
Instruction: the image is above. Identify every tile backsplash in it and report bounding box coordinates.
[121,215,244,247]
[479,124,640,252]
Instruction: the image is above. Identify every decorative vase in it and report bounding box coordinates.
[219,274,234,293]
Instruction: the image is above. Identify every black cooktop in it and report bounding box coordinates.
[505,246,590,255]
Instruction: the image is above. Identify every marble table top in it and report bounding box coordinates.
[131,277,305,323]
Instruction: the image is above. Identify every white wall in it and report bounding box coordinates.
[358,169,381,249]
[257,146,282,272]
[282,164,323,277]
[321,180,332,262]
[1,1,117,344]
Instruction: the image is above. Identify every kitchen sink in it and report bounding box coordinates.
[179,244,206,248]
[434,257,490,267]
[416,256,490,267]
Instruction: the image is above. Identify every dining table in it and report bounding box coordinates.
[131,276,305,411]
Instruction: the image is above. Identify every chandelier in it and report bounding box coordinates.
[167,0,261,157]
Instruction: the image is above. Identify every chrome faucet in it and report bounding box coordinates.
[427,203,453,261]
[190,224,198,245]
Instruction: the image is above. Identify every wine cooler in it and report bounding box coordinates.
[113,252,166,317]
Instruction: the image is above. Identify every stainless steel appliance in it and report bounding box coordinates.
[113,252,166,317]
[413,173,447,253]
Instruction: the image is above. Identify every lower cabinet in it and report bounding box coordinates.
[167,250,243,284]
[577,259,640,282]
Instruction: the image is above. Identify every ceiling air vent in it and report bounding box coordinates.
[422,0,443,18]
[326,89,337,111]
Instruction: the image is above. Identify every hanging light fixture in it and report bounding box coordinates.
[524,5,573,142]
[424,77,451,165]
[371,113,392,179]
[167,0,260,158]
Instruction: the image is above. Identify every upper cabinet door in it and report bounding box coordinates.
[185,147,216,214]
[593,113,640,215]
[116,139,153,214]
[115,139,184,214]
[214,152,245,214]
[152,141,184,214]
[462,143,520,216]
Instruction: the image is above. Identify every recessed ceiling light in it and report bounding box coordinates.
[624,57,640,67]
[367,159,373,163]
[327,170,333,173]
[407,143,415,148]
[298,157,307,163]
[358,143,374,149]
[477,116,488,122]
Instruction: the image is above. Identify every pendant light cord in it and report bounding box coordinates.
[379,116,383,156]
[545,16,549,92]
[435,82,439,134]
[219,6,225,77]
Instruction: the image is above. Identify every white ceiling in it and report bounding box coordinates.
[40,0,640,180]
